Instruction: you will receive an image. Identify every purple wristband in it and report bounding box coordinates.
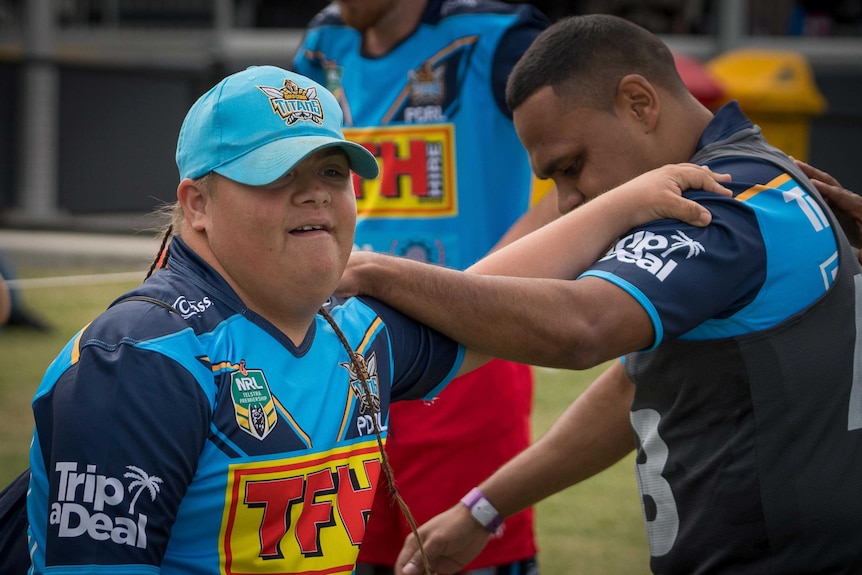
[460,487,503,533]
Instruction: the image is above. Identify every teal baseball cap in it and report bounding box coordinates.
[176,65,379,185]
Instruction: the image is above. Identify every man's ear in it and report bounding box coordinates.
[615,74,660,132]
[176,177,210,232]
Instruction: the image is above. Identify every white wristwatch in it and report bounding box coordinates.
[460,487,503,533]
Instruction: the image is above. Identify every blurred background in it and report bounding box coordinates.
[0,0,860,232]
[0,4,859,571]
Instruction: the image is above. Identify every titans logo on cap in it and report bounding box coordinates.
[258,79,324,126]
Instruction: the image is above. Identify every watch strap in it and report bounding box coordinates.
[460,487,503,533]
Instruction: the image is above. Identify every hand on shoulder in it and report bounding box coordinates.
[795,159,862,251]
[596,163,732,229]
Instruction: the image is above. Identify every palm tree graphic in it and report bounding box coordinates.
[661,231,705,259]
[124,465,164,515]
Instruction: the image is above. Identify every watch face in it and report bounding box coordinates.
[472,500,496,524]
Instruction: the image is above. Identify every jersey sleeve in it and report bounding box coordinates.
[30,303,213,572]
[359,296,464,402]
[581,192,767,348]
[490,5,549,118]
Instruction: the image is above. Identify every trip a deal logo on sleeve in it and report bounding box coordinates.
[220,441,382,574]
[344,125,457,218]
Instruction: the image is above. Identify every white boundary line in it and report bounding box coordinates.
[6,272,145,289]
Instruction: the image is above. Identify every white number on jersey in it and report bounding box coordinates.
[631,408,679,556]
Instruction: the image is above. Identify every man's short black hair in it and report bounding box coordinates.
[506,14,687,112]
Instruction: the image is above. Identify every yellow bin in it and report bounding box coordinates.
[707,49,826,161]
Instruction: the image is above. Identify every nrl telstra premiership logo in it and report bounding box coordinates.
[230,360,277,440]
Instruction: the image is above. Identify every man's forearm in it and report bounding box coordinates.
[477,361,636,518]
[360,255,626,367]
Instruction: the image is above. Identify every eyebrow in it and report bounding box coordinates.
[535,156,567,180]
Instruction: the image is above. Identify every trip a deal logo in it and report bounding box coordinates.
[220,441,382,574]
[344,125,457,218]
[50,462,162,550]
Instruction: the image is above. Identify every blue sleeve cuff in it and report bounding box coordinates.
[422,344,466,400]
[577,270,664,351]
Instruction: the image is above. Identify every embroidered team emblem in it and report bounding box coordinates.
[339,352,381,415]
[258,79,324,126]
[408,61,446,106]
[230,360,277,440]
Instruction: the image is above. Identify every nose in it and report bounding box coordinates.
[557,186,585,214]
[294,177,331,206]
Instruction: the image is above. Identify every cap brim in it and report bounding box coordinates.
[214,135,380,186]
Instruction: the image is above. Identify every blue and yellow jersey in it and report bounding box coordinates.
[293,0,549,270]
[27,237,463,574]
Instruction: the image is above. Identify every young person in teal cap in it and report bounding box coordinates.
[23,65,729,574]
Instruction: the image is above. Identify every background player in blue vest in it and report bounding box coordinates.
[334,15,862,575]
[24,64,727,575]
[292,2,558,573]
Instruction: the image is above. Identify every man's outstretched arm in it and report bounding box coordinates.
[340,164,731,368]
[353,257,650,368]
[396,360,637,575]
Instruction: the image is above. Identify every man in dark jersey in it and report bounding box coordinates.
[336,15,862,575]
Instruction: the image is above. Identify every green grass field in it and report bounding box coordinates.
[0,266,650,573]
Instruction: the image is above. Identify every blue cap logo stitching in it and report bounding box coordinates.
[258,79,324,126]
